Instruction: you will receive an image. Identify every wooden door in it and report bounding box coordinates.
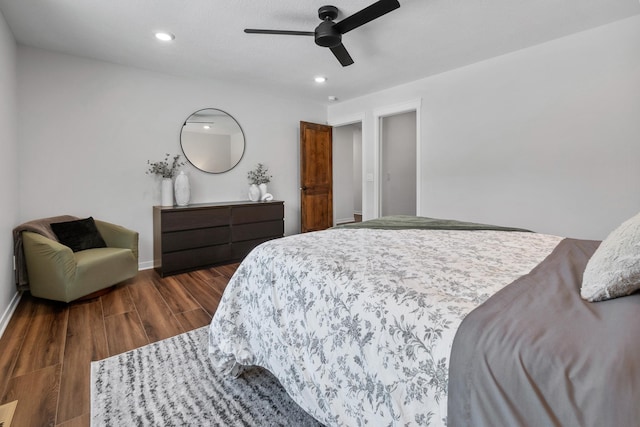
[300,121,333,233]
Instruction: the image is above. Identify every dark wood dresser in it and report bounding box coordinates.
[153,200,284,276]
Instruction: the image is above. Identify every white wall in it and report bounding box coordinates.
[0,9,19,334]
[329,15,640,240]
[17,47,326,269]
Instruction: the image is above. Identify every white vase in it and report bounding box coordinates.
[248,184,260,201]
[258,183,268,201]
[174,171,190,206]
[161,178,173,206]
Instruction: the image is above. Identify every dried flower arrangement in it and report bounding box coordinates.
[247,163,272,185]
[146,154,185,179]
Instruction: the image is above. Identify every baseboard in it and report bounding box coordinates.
[139,260,154,271]
[0,291,22,339]
[336,217,356,225]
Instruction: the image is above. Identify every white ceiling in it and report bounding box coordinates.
[1,0,639,103]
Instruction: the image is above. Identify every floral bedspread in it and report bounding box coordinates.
[208,228,562,426]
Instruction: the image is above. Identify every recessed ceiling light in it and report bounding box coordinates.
[314,76,327,83]
[155,32,175,42]
[203,125,211,129]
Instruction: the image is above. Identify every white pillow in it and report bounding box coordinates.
[581,211,640,302]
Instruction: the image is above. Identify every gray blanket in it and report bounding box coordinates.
[12,215,78,290]
[335,215,531,232]
[448,238,640,426]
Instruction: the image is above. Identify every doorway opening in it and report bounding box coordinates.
[374,99,422,218]
[380,111,417,216]
[333,122,363,225]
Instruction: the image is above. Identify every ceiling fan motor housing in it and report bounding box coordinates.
[315,20,341,47]
[315,5,341,47]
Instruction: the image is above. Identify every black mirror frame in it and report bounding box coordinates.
[180,108,246,174]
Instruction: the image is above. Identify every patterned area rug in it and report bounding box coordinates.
[91,326,323,426]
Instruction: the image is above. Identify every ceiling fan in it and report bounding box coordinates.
[244,0,401,67]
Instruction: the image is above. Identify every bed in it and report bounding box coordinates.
[208,215,640,426]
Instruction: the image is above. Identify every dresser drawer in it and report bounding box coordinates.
[162,244,231,274]
[231,237,279,260]
[162,207,230,232]
[162,226,230,252]
[232,203,284,224]
[232,220,284,242]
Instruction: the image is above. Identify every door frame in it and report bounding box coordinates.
[328,113,365,223]
[373,99,422,218]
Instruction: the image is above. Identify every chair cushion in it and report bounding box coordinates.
[70,247,138,300]
[51,217,107,252]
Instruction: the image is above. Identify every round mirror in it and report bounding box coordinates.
[180,108,245,173]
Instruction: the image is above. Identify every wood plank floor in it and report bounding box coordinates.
[0,264,238,427]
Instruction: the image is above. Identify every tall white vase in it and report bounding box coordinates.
[161,178,173,206]
[174,171,190,206]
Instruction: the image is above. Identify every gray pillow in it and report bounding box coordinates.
[581,211,640,302]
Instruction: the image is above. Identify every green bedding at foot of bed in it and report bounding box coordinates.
[334,215,532,233]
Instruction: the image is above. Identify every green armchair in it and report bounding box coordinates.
[21,219,139,302]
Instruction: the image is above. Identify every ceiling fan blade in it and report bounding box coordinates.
[244,29,315,36]
[330,43,354,67]
[334,0,400,34]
